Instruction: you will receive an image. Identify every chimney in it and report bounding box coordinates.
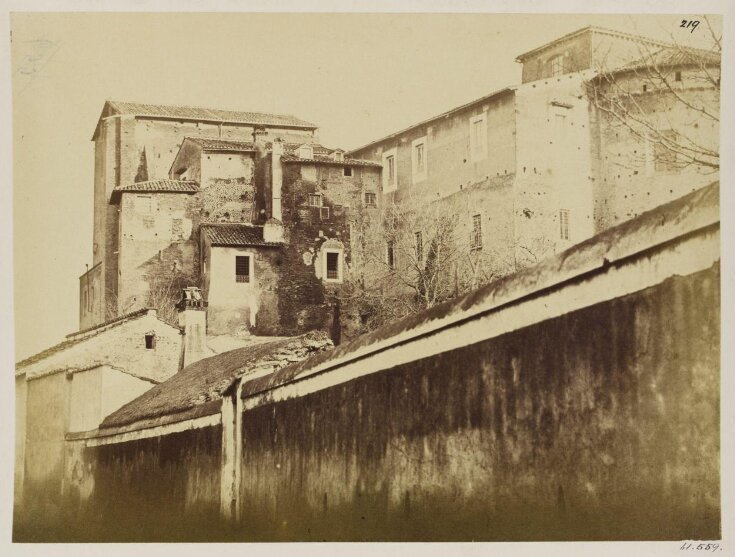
[271,138,284,222]
[177,287,208,368]
[263,138,285,243]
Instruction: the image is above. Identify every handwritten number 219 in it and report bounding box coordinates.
[681,20,700,32]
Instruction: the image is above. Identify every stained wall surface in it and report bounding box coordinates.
[237,264,720,541]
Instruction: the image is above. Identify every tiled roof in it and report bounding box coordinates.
[106,100,318,129]
[113,179,199,193]
[281,155,382,168]
[186,137,256,152]
[201,223,283,247]
[98,331,333,430]
[514,26,671,62]
[620,46,721,73]
[110,180,199,203]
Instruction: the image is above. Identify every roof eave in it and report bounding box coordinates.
[346,87,514,155]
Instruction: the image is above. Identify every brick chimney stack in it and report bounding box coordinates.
[177,287,208,369]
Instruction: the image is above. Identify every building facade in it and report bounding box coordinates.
[348,26,720,270]
[80,101,381,339]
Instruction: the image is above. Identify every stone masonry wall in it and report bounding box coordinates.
[592,72,720,232]
[117,192,201,317]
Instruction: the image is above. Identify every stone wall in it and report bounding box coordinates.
[513,73,596,266]
[591,72,720,232]
[237,263,720,541]
[349,91,515,202]
[117,191,201,317]
[200,152,256,223]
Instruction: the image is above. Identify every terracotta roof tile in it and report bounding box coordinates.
[98,331,333,430]
[201,223,283,247]
[281,155,382,167]
[110,180,199,203]
[186,137,256,152]
[107,100,318,129]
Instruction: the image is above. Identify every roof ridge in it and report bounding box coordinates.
[108,99,301,120]
[514,25,672,62]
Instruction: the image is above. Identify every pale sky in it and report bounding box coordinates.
[10,12,721,360]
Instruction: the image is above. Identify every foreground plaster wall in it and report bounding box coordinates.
[63,425,223,542]
[237,264,720,541]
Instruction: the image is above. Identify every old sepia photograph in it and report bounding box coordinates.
[3,3,731,550]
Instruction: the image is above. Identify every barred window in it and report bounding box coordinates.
[324,250,342,283]
[235,255,251,283]
[365,192,377,207]
[559,209,570,241]
[471,214,483,250]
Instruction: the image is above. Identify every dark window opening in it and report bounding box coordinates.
[326,252,340,280]
[145,334,156,349]
[235,255,251,283]
[675,71,682,82]
[343,166,353,177]
[642,84,648,92]
[387,241,395,270]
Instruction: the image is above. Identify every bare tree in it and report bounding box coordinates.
[345,189,536,333]
[587,16,720,172]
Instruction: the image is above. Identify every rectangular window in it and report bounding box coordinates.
[387,241,395,270]
[654,130,679,172]
[145,334,156,350]
[559,209,570,241]
[469,114,487,161]
[308,193,322,207]
[364,192,377,207]
[471,214,483,250]
[412,136,427,182]
[326,252,339,279]
[320,206,330,220]
[323,249,343,283]
[675,71,682,82]
[235,255,251,283]
[415,231,423,263]
[550,55,565,77]
[343,166,353,177]
[382,148,398,193]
